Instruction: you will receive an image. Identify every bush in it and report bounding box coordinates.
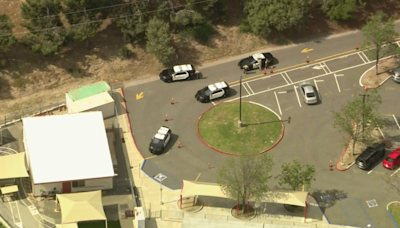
[119,46,132,60]
[178,23,215,44]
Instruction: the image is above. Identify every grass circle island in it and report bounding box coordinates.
[197,101,284,155]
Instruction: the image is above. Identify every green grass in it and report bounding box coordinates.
[78,221,121,228]
[389,203,400,226]
[198,102,282,154]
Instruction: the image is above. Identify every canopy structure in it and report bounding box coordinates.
[0,152,28,179]
[0,185,18,195]
[181,180,309,207]
[57,190,107,226]
[56,223,78,228]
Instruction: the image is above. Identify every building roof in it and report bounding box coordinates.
[67,81,111,102]
[23,112,114,184]
[68,91,114,113]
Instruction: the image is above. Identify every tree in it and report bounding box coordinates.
[362,11,399,75]
[62,0,109,46]
[0,14,17,53]
[20,0,66,55]
[332,89,383,155]
[145,17,175,67]
[217,154,274,214]
[114,2,148,44]
[275,160,316,191]
[318,0,362,21]
[185,0,226,22]
[240,0,311,38]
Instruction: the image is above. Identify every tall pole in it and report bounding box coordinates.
[359,94,369,138]
[160,180,163,205]
[240,76,242,122]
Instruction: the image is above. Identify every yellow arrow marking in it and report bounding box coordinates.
[136,92,144,100]
[301,48,314,53]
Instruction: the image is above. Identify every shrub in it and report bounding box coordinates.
[119,46,132,60]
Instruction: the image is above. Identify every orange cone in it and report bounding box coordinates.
[171,97,174,105]
[178,141,181,148]
[264,67,267,75]
[270,66,273,73]
[306,56,309,63]
[165,114,168,122]
[356,42,359,50]
[330,160,333,171]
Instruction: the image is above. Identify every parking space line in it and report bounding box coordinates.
[314,79,324,92]
[319,62,328,74]
[245,82,254,94]
[294,85,302,107]
[284,72,293,84]
[334,73,343,92]
[242,83,251,95]
[393,114,400,129]
[281,73,290,85]
[357,52,367,63]
[361,51,370,63]
[195,173,201,182]
[367,170,373,174]
[274,92,282,115]
[278,91,287,94]
[391,167,400,176]
[397,41,400,47]
[212,101,216,105]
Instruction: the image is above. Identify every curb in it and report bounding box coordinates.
[196,101,284,156]
[359,55,395,90]
[335,119,354,171]
[387,201,400,228]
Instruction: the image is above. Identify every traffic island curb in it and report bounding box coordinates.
[359,55,394,90]
[387,201,400,228]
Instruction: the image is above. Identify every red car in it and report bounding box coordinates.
[383,148,400,170]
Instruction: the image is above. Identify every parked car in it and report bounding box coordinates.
[356,143,386,170]
[195,81,230,103]
[383,148,400,170]
[159,64,197,83]
[391,67,400,83]
[238,53,274,71]
[149,126,171,155]
[298,81,318,104]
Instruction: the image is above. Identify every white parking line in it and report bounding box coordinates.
[357,52,367,63]
[274,91,282,115]
[212,101,216,105]
[314,79,324,92]
[322,62,332,73]
[281,73,290,85]
[242,83,251,95]
[294,85,302,107]
[397,41,400,47]
[245,82,255,94]
[361,51,370,63]
[393,114,400,129]
[284,72,293,84]
[368,170,373,174]
[391,167,400,176]
[278,91,287,94]
[319,62,328,74]
[334,73,344,92]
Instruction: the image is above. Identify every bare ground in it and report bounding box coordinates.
[1,0,400,117]
[361,57,400,88]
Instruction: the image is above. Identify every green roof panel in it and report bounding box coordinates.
[68,81,111,101]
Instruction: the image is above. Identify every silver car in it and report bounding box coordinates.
[299,81,318,104]
[391,67,400,83]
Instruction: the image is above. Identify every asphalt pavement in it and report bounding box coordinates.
[123,24,400,228]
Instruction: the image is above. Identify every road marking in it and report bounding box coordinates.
[361,52,370,62]
[294,85,302,107]
[278,91,287,94]
[393,114,400,129]
[301,48,313,53]
[212,101,216,105]
[391,167,400,176]
[195,173,201,182]
[367,170,373,174]
[136,92,144,100]
[281,73,290,84]
[284,72,293,84]
[322,62,332,73]
[314,79,324,92]
[245,82,254,94]
[378,127,385,139]
[312,65,323,70]
[274,92,282,115]
[334,73,343,92]
[358,52,367,63]
[397,41,400,47]
[319,63,328,74]
[242,83,251,95]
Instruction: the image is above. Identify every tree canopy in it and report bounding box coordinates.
[114,2,148,44]
[0,14,17,53]
[318,0,361,21]
[146,17,175,67]
[275,160,316,191]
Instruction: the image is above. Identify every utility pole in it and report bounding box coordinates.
[238,76,242,128]
[359,94,369,138]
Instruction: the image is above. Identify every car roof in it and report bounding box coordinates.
[158,126,170,135]
[303,86,314,93]
[252,53,265,60]
[389,150,400,159]
[173,64,193,73]
[208,81,228,91]
[357,147,378,160]
[154,133,166,140]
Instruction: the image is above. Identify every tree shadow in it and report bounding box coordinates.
[0,73,13,100]
[311,189,348,209]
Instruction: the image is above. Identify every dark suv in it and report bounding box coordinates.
[356,143,386,170]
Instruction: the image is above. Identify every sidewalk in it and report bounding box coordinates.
[113,88,359,228]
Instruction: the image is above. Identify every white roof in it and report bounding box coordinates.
[252,53,265,60]
[208,82,227,91]
[173,64,193,73]
[154,133,166,140]
[68,91,114,113]
[23,112,114,184]
[158,126,169,135]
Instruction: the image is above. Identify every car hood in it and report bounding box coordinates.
[196,89,206,98]
[160,69,170,77]
[149,142,163,151]
[238,58,251,66]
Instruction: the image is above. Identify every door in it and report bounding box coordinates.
[63,181,71,193]
[210,90,224,100]
[173,72,188,81]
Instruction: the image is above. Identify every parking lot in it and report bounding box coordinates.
[124,47,400,227]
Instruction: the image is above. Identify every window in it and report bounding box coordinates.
[72,180,85,187]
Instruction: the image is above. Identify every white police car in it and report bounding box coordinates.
[195,81,230,103]
[238,52,274,71]
[149,126,171,155]
[159,64,197,83]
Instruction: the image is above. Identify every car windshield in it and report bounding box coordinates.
[386,157,394,163]
[151,138,161,144]
[203,87,212,96]
[306,92,315,98]
[167,68,174,76]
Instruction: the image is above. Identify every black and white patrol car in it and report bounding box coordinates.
[149,126,171,155]
[195,81,230,103]
[159,64,197,83]
[238,53,274,70]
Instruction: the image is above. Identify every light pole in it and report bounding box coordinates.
[359,94,369,138]
[238,76,243,128]
[154,173,167,205]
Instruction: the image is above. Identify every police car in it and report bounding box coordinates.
[149,126,171,155]
[238,52,274,71]
[159,64,197,82]
[195,81,230,103]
